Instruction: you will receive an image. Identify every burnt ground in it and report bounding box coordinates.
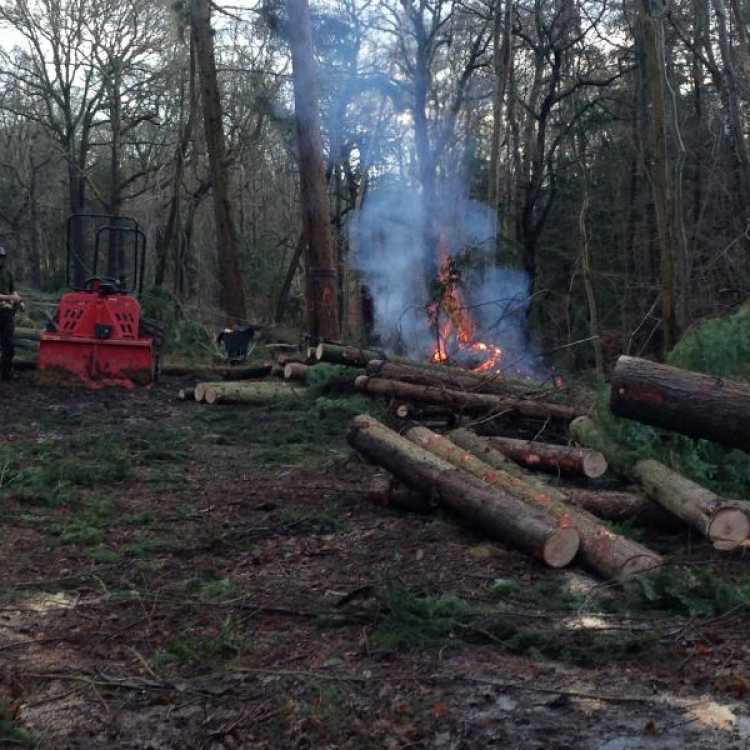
[1,371,750,749]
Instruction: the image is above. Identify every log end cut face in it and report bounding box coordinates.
[582,452,608,479]
[708,509,750,551]
[542,527,581,568]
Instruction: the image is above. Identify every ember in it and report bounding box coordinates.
[426,237,503,372]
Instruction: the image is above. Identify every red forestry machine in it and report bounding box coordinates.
[37,214,161,388]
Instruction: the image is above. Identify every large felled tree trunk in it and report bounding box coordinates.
[287,0,340,342]
[355,376,578,420]
[191,0,247,324]
[610,355,750,451]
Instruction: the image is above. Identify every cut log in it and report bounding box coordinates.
[178,388,195,402]
[348,415,580,568]
[446,428,662,579]
[14,327,41,342]
[634,459,750,550]
[570,416,750,550]
[271,364,285,378]
[610,355,750,452]
[284,362,309,381]
[316,342,386,366]
[389,401,460,424]
[564,488,677,529]
[485,436,607,479]
[194,382,213,402]
[202,381,303,406]
[367,359,515,396]
[569,416,632,475]
[276,353,307,367]
[355,376,578,420]
[160,363,273,380]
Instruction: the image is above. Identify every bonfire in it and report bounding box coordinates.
[426,237,503,372]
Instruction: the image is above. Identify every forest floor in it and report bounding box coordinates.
[2,370,750,749]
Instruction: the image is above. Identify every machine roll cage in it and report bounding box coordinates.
[66,213,147,296]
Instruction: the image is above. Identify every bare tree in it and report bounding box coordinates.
[287,0,340,341]
[191,0,248,324]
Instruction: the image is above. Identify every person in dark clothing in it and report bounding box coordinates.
[0,246,22,381]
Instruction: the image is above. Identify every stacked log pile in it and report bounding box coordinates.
[344,352,750,580]
[174,340,750,577]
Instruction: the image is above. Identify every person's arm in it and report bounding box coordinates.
[0,276,20,303]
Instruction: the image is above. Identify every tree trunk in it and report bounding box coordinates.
[445,428,662,579]
[574,135,604,374]
[191,0,247,324]
[27,163,42,289]
[348,415,580,568]
[275,232,306,324]
[355,376,578,420]
[287,0,340,342]
[711,0,750,214]
[155,41,196,289]
[489,0,514,266]
[485,436,608,479]
[610,355,750,451]
[638,0,677,355]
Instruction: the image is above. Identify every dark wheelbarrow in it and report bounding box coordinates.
[217,325,257,363]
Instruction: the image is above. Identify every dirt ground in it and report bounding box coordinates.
[2,370,750,749]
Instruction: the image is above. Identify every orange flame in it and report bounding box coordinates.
[427,235,503,372]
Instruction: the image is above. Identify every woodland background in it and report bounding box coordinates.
[0,0,748,372]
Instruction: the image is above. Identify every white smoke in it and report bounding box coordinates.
[349,184,547,378]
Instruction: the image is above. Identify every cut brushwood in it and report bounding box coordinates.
[485,436,607,478]
[160,363,273,380]
[355,376,578,420]
[570,416,750,550]
[348,415,580,568]
[610,355,750,452]
[202,381,303,405]
[446,428,662,579]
